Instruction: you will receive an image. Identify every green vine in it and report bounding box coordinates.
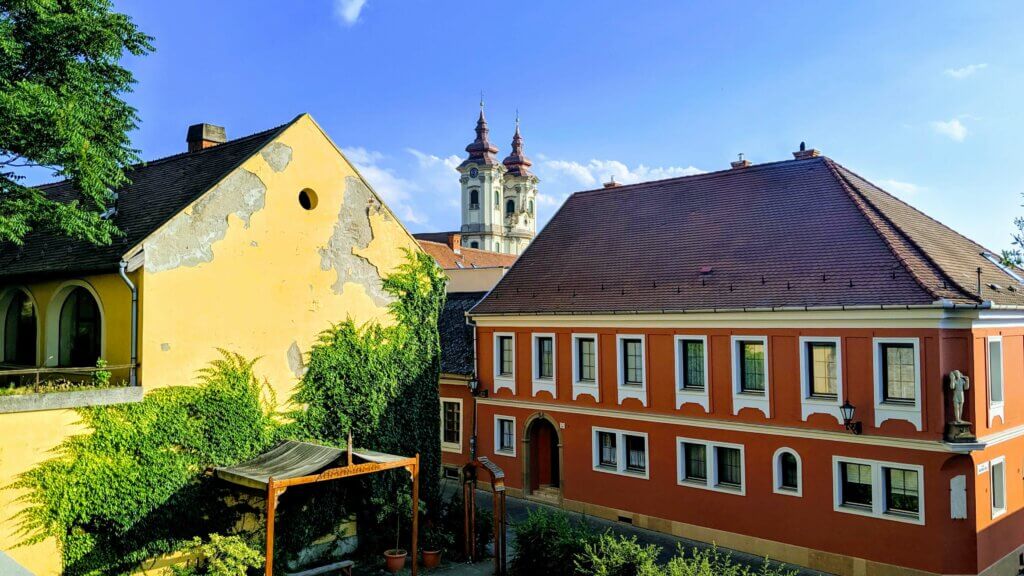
[11,250,447,575]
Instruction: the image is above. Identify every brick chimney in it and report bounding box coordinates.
[730,153,751,169]
[603,176,622,188]
[792,141,821,160]
[186,123,227,152]
[447,232,462,254]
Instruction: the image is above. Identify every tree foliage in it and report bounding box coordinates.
[0,0,153,245]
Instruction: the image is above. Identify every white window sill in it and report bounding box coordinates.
[441,443,462,454]
[532,377,556,398]
[617,384,647,406]
[874,401,922,431]
[676,389,709,412]
[989,402,1005,427]
[801,397,842,425]
[774,486,802,497]
[677,478,745,496]
[494,376,515,394]
[732,392,769,417]
[593,465,649,480]
[993,507,1007,520]
[834,503,923,525]
[572,381,599,401]
[494,448,515,457]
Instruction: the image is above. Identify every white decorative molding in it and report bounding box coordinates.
[872,337,922,431]
[676,437,746,495]
[493,415,517,457]
[439,397,463,454]
[492,332,516,394]
[592,426,649,479]
[531,333,557,399]
[615,334,647,407]
[831,455,925,525]
[772,447,802,497]
[674,335,709,412]
[798,336,843,425]
[730,335,770,417]
[571,333,600,401]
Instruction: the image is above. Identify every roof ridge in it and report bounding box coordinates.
[569,156,824,199]
[824,158,976,302]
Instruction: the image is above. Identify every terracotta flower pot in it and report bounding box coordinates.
[422,549,442,568]
[384,549,408,573]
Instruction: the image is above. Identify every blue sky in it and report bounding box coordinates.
[113,1,1024,250]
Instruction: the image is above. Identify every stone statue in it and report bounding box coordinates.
[949,370,970,424]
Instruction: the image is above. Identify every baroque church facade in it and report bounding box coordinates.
[457,105,539,255]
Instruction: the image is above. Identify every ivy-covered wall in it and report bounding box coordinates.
[12,252,446,575]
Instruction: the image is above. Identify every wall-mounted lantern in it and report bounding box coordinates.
[840,401,862,435]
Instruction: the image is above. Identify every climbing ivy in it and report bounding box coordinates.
[12,251,447,574]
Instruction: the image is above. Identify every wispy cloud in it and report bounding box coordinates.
[944,63,988,79]
[334,0,367,26]
[541,158,704,188]
[342,146,426,224]
[877,178,924,197]
[931,118,968,142]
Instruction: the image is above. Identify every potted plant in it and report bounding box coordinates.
[378,492,412,573]
[421,523,454,569]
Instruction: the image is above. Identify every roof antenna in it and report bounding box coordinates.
[978,267,983,296]
[738,153,745,162]
[799,141,806,152]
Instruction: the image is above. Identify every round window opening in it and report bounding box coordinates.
[298,189,318,210]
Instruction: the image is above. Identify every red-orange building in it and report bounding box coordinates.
[461,149,1024,575]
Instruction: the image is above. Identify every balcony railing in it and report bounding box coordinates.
[0,363,135,392]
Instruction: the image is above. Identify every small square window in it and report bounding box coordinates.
[808,342,838,397]
[683,443,707,483]
[716,446,742,488]
[625,435,647,474]
[841,462,873,509]
[884,467,920,517]
[882,343,915,402]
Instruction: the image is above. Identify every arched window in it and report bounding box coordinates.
[470,241,479,249]
[494,191,499,205]
[59,287,101,367]
[773,448,801,496]
[469,189,479,209]
[529,200,534,215]
[3,290,36,365]
[506,199,515,216]
[495,241,501,253]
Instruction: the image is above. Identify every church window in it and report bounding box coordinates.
[529,200,534,215]
[470,241,479,249]
[495,191,499,205]
[506,199,515,216]
[469,189,479,210]
[495,242,501,252]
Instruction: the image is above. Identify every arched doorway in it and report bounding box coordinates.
[523,414,562,503]
[2,289,37,366]
[58,287,101,367]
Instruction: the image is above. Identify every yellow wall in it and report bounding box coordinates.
[0,114,420,574]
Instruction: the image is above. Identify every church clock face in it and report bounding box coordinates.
[469,167,479,178]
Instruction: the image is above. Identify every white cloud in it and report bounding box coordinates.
[931,118,968,142]
[877,178,924,197]
[334,0,367,26]
[541,158,704,188]
[341,146,425,224]
[944,63,988,79]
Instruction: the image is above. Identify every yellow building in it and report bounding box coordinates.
[0,114,421,575]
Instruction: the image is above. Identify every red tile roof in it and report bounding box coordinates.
[417,239,518,270]
[472,156,1024,315]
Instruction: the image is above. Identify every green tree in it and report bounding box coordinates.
[0,0,152,245]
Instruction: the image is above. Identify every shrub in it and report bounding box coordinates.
[170,534,263,576]
[509,509,597,576]
[663,546,797,576]
[576,533,662,576]
[435,489,492,561]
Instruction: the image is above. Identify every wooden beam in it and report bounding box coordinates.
[410,456,419,576]
[265,478,277,576]
[273,457,417,488]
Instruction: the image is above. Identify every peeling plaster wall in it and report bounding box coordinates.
[139,114,419,405]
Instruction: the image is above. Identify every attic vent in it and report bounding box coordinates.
[989,283,1003,292]
[99,192,119,220]
[982,252,1024,284]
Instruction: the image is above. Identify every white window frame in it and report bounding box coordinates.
[592,426,649,479]
[531,333,557,398]
[799,336,843,424]
[571,333,600,401]
[616,334,647,406]
[832,456,925,525]
[493,332,515,393]
[676,437,746,495]
[987,336,1005,427]
[439,397,463,454]
[674,335,709,412]
[872,338,922,431]
[493,415,517,457]
[773,447,802,497]
[731,335,770,417]
[990,456,1007,519]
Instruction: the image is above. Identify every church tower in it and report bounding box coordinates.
[457,103,538,255]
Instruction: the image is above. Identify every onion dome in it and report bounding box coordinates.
[461,101,499,168]
[502,115,533,177]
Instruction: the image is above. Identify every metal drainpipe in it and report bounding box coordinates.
[466,312,479,461]
[118,261,138,387]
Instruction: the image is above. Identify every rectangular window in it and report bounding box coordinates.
[535,336,554,379]
[992,459,1006,517]
[625,434,647,474]
[739,341,766,393]
[622,338,643,386]
[841,462,873,508]
[989,338,1004,404]
[440,400,461,451]
[681,339,705,390]
[577,337,596,383]
[882,343,916,402]
[716,446,742,488]
[598,431,617,468]
[683,443,707,483]
[884,467,920,516]
[498,335,514,376]
[808,342,838,397]
[496,417,515,454]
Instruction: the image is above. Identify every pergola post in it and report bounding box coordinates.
[265,477,277,576]
[410,455,420,576]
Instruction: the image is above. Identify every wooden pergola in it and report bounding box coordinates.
[214,439,420,576]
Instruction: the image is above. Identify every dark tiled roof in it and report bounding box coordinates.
[439,291,486,375]
[412,231,459,244]
[417,240,518,270]
[473,157,1024,315]
[0,117,296,280]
